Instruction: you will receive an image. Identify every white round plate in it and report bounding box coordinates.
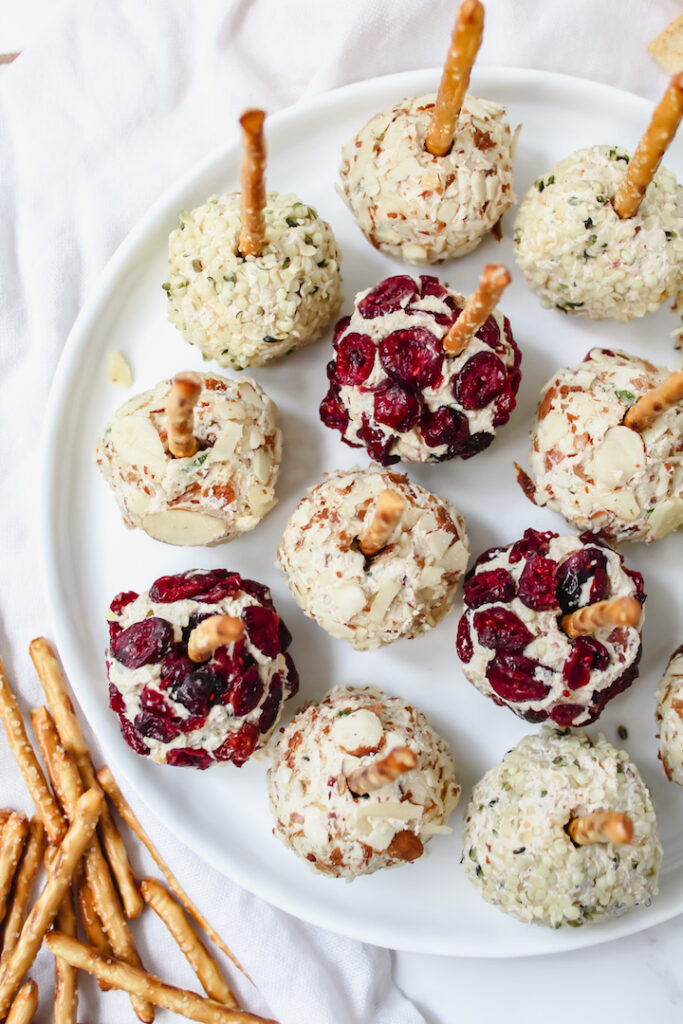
[43,68,683,956]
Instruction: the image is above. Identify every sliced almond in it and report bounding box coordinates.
[142,509,227,546]
[332,709,383,755]
[369,579,400,623]
[648,496,683,539]
[539,410,569,447]
[331,583,367,620]
[591,425,646,489]
[110,415,167,477]
[107,351,133,388]
[600,490,642,523]
[210,420,243,459]
[251,450,273,484]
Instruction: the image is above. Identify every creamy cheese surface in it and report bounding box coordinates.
[166,191,343,369]
[513,145,683,322]
[96,373,282,546]
[656,645,683,786]
[339,92,516,263]
[267,685,460,879]
[277,466,469,650]
[528,348,683,543]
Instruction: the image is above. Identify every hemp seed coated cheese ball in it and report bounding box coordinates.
[462,728,661,928]
[524,348,683,543]
[268,685,460,879]
[106,569,299,769]
[165,110,342,369]
[339,92,516,264]
[320,271,521,465]
[656,645,683,786]
[456,528,645,727]
[277,467,469,650]
[96,373,281,546]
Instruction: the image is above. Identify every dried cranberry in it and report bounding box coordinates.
[357,276,419,319]
[240,579,274,606]
[492,383,517,427]
[465,546,508,579]
[108,683,125,714]
[379,327,444,389]
[453,352,507,410]
[521,708,549,723]
[458,431,494,460]
[111,618,174,669]
[563,637,610,690]
[518,556,559,611]
[464,568,517,608]
[623,566,646,603]
[556,547,610,613]
[549,704,584,727]
[319,385,349,434]
[409,276,459,326]
[505,321,522,367]
[456,615,473,662]
[278,618,292,652]
[476,315,505,353]
[134,710,181,744]
[160,646,193,689]
[109,591,139,616]
[230,665,264,717]
[473,608,533,652]
[357,414,399,465]
[283,652,300,696]
[140,686,172,715]
[118,717,150,756]
[243,605,281,658]
[170,665,225,717]
[486,653,551,702]
[332,315,352,348]
[374,381,421,431]
[149,570,240,604]
[594,650,642,715]
[214,723,260,766]
[420,406,469,449]
[258,678,284,732]
[509,529,557,563]
[336,333,376,385]
[326,359,339,383]
[166,748,212,770]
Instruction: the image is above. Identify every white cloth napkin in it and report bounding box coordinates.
[0,0,679,1021]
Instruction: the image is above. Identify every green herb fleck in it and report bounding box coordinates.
[583,218,593,229]
[263,335,281,344]
[540,789,548,797]
[596,194,608,204]
[617,725,628,741]
[469,848,478,862]
[184,451,208,472]
[555,300,585,312]
[513,847,526,855]
[281,257,291,269]
[337,710,352,717]
[286,216,298,227]
[223,272,237,283]
[665,230,677,240]
[552,756,566,766]
[161,282,171,292]
[317,259,328,268]
[617,763,624,774]
[191,258,203,272]
[615,389,636,406]
[475,865,483,877]
[304,234,313,245]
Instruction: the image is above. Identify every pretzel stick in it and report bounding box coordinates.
[5,979,38,1024]
[0,810,11,829]
[54,885,78,1024]
[443,264,511,356]
[0,818,44,960]
[76,871,112,990]
[96,766,248,979]
[0,814,28,930]
[346,746,417,796]
[568,811,634,846]
[613,73,683,218]
[358,490,406,556]
[29,638,142,919]
[425,0,484,156]
[623,369,683,432]
[188,617,245,664]
[0,787,102,1019]
[31,707,153,1023]
[141,879,236,1006]
[166,373,202,459]
[562,597,642,639]
[238,109,267,257]
[0,658,66,843]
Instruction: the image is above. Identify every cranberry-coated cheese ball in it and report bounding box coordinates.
[320,274,521,465]
[96,373,281,547]
[526,348,683,543]
[456,529,645,727]
[267,686,460,879]
[106,570,298,769]
[277,467,469,650]
[339,94,516,264]
[513,146,683,321]
[462,728,661,928]
[656,645,683,786]
[165,193,343,369]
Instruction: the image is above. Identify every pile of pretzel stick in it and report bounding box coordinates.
[0,637,276,1024]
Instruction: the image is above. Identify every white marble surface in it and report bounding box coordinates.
[2,1,683,1021]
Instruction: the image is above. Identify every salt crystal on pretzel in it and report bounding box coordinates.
[0,813,29,930]
[76,870,113,990]
[0,818,44,960]
[443,263,511,355]
[5,979,38,1024]
[187,616,244,664]
[562,596,642,640]
[358,490,406,556]
[167,372,202,459]
[568,810,634,846]
[426,0,484,156]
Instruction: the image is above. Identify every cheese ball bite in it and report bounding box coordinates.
[96,373,281,546]
[106,570,299,769]
[268,685,460,879]
[339,92,516,264]
[463,728,661,928]
[456,528,645,727]
[320,272,521,465]
[339,2,515,263]
[523,348,683,543]
[656,645,683,785]
[165,110,342,369]
[277,467,469,650]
